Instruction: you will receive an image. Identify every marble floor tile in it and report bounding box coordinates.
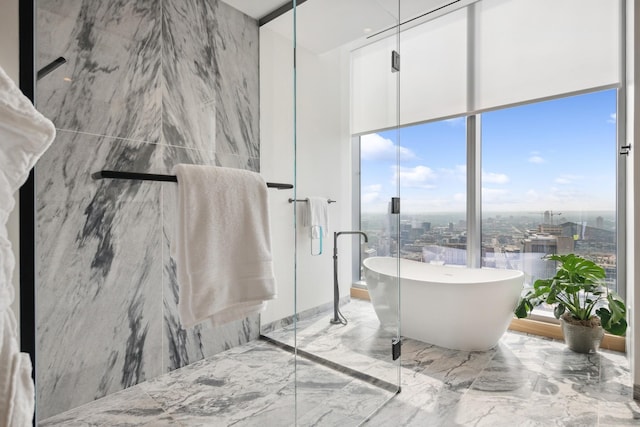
[39,298,635,426]
[38,386,175,426]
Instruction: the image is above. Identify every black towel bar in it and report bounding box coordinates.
[91,170,293,189]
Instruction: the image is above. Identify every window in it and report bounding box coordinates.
[360,119,466,267]
[353,0,622,322]
[360,90,618,300]
[481,90,618,310]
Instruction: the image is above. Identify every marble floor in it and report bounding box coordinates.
[40,299,640,426]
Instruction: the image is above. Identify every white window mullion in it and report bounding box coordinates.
[467,115,481,268]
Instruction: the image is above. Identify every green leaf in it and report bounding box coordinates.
[598,307,612,328]
[597,306,628,336]
[607,318,628,336]
[517,254,626,334]
[514,299,530,318]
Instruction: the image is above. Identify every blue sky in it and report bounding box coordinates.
[361,89,617,214]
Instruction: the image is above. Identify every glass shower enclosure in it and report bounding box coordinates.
[30,0,402,425]
[259,0,403,423]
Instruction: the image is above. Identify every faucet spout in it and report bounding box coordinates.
[335,231,368,243]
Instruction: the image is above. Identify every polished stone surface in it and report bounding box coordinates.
[40,299,638,426]
[35,0,261,419]
[39,340,393,427]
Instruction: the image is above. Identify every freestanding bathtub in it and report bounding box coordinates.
[363,256,524,351]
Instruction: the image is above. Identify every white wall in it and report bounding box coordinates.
[260,27,354,324]
[260,26,295,324]
[0,0,21,333]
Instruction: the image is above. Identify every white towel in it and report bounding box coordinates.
[302,197,328,238]
[0,65,55,427]
[171,164,276,328]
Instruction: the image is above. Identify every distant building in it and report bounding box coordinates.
[523,233,557,254]
[538,224,562,235]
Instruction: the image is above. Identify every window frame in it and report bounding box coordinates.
[355,87,626,305]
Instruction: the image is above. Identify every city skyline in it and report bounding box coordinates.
[361,89,617,214]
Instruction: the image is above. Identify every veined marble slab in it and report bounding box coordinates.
[38,386,175,427]
[161,0,259,159]
[37,0,161,143]
[37,299,637,427]
[211,1,260,159]
[162,1,216,152]
[35,0,262,419]
[36,133,164,419]
[40,340,393,427]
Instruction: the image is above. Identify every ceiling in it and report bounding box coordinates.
[221,0,285,20]
[222,0,476,54]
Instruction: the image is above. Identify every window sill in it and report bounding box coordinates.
[350,286,370,301]
[508,317,626,353]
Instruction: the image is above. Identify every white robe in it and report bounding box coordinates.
[0,65,55,426]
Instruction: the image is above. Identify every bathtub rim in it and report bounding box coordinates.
[363,256,525,285]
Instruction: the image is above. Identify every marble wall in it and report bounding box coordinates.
[35,0,260,419]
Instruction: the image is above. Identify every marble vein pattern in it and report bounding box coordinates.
[211,1,260,159]
[37,0,162,143]
[35,133,165,420]
[162,0,217,153]
[260,296,349,335]
[40,340,392,427]
[161,0,259,159]
[35,0,262,419]
[38,298,638,426]
[263,298,401,385]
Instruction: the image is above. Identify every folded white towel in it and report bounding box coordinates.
[0,65,55,427]
[0,311,34,427]
[171,165,277,328]
[302,197,328,238]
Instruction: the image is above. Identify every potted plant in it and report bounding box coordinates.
[514,253,627,353]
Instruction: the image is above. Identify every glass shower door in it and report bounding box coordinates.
[291,1,402,424]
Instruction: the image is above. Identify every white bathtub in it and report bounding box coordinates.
[363,256,524,351]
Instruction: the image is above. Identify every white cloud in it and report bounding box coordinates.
[482,171,510,184]
[554,174,583,185]
[528,155,545,164]
[360,133,416,161]
[364,184,381,192]
[453,193,466,202]
[393,165,437,188]
[439,164,466,183]
[360,183,391,212]
[608,113,616,124]
[361,192,380,203]
[361,184,384,204]
[482,187,510,203]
